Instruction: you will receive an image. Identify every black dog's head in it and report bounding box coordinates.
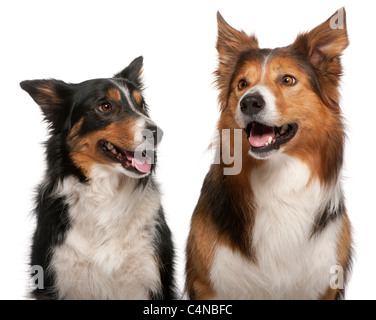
[21,57,163,180]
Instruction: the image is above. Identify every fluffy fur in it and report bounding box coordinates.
[186,9,352,300]
[21,57,176,299]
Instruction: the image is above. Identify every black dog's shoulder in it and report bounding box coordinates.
[150,206,178,300]
[30,180,71,299]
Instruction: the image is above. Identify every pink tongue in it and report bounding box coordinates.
[124,151,152,173]
[134,157,152,173]
[249,127,275,148]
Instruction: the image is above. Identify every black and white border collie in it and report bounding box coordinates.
[21,57,176,300]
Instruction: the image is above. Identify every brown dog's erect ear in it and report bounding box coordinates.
[293,8,348,72]
[20,79,73,132]
[215,13,259,111]
[216,12,259,57]
[292,8,348,108]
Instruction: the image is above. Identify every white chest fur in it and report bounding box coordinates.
[210,156,341,299]
[51,164,161,299]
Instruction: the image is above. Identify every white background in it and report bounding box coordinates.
[0,0,375,300]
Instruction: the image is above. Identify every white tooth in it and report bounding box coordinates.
[268,137,273,144]
[107,143,114,150]
[111,148,117,155]
[280,124,289,135]
[265,142,269,146]
[131,159,135,167]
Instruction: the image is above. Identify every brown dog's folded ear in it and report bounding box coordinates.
[293,8,348,72]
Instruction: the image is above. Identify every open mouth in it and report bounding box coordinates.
[98,140,152,175]
[244,122,298,154]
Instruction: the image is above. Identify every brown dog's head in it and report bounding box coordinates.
[215,9,348,182]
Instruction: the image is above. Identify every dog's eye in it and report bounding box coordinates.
[99,103,113,113]
[141,100,146,111]
[282,75,297,86]
[238,79,248,91]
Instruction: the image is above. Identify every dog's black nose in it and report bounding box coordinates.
[143,125,163,146]
[240,93,265,116]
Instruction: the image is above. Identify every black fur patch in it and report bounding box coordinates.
[200,166,254,258]
[149,206,178,300]
[30,181,71,299]
[311,195,344,238]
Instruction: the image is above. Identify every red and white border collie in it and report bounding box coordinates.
[21,57,176,299]
[186,9,352,299]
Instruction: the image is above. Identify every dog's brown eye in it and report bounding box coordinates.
[282,75,296,86]
[238,79,248,91]
[99,103,113,112]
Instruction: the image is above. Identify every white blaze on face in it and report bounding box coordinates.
[134,118,146,144]
[115,82,158,146]
[236,54,278,129]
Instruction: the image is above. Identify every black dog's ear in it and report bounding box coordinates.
[20,79,73,132]
[114,56,143,86]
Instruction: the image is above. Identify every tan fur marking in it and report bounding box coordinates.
[186,213,216,299]
[68,118,84,143]
[68,118,138,177]
[133,90,143,106]
[320,286,338,300]
[319,212,352,300]
[107,88,121,102]
[336,211,352,274]
[37,83,65,109]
